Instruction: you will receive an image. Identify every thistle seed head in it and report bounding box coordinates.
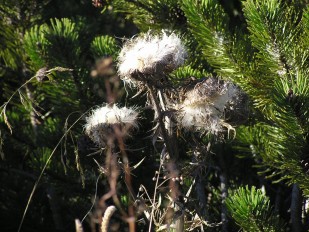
[176,78,247,135]
[118,30,187,86]
[85,104,139,147]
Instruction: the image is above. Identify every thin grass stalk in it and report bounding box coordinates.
[148,147,166,232]
[18,111,89,232]
[25,84,38,139]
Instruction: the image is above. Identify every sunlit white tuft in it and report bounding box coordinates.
[85,104,139,147]
[118,30,187,85]
[176,78,243,135]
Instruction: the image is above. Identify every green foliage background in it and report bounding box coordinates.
[0,0,309,231]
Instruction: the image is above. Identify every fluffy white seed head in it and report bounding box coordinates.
[177,78,244,135]
[85,104,139,147]
[118,30,187,86]
[178,103,222,134]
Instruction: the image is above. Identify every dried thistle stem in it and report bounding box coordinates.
[148,147,166,232]
[147,86,171,150]
[147,85,184,232]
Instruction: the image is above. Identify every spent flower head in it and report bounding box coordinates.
[85,104,139,147]
[176,78,247,135]
[118,30,187,86]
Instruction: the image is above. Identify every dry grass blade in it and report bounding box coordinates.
[47,67,73,73]
[148,146,166,232]
[17,110,90,232]
[2,105,12,134]
[0,67,73,133]
[81,173,102,223]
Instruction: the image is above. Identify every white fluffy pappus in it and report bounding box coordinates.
[85,104,139,147]
[177,78,241,135]
[118,30,187,85]
[178,103,222,134]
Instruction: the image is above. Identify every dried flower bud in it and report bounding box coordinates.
[85,104,139,147]
[35,67,48,82]
[118,30,187,86]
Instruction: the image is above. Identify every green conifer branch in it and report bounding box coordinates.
[44,18,81,67]
[237,124,309,196]
[181,0,244,78]
[24,25,48,70]
[91,35,119,59]
[226,186,285,232]
[0,20,21,69]
[243,0,286,75]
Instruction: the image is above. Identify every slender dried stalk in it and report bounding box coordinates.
[147,86,172,153]
[99,143,120,211]
[25,84,38,139]
[18,111,89,232]
[219,172,228,232]
[148,147,166,232]
[147,86,184,232]
[114,125,136,232]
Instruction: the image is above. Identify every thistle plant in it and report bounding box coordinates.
[176,78,248,135]
[114,30,248,231]
[83,104,140,231]
[85,104,139,147]
[118,31,187,87]
[2,0,309,231]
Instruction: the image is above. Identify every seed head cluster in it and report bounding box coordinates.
[118,30,187,86]
[114,32,248,137]
[85,104,139,147]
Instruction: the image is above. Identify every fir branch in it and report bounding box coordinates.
[125,0,155,15]
[226,186,285,232]
[91,35,119,59]
[243,0,305,76]
[237,124,309,196]
[181,0,248,79]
